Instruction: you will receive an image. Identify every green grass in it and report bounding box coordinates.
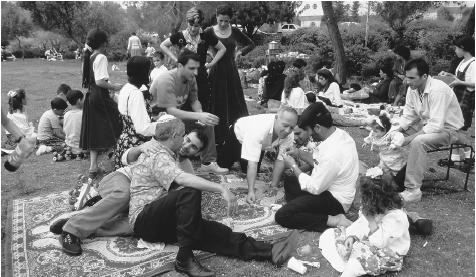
[1,59,475,277]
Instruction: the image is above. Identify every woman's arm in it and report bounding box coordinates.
[96,79,121,91]
[207,41,226,68]
[160,38,177,63]
[233,28,255,57]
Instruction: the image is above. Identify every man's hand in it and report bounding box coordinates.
[197,112,219,126]
[246,189,256,204]
[344,236,355,250]
[285,147,300,159]
[282,153,297,169]
[449,79,462,88]
[222,188,237,216]
[139,140,161,157]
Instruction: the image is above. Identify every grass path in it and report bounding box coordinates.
[1,59,474,277]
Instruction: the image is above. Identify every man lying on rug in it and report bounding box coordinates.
[50,121,210,254]
[275,102,359,231]
[217,106,299,204]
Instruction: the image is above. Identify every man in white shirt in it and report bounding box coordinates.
[276,102,358,231]
[217,106,298,204]
[397,58,465,202]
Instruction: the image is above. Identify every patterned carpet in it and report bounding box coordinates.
[8,171,292,277]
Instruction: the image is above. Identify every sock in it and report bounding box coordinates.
[202,162,211,166]
[464,150,472,159]
[177,246,193,261]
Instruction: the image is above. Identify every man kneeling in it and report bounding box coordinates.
[127,115,297,277]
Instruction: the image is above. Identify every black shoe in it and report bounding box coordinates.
[50,218,68,235]
[60,232,82,256]
[271,230,299,266]
[409,218,433,236]
[175,256,215,277]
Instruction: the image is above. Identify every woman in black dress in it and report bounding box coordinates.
[80,29,123,179]
[205,4,255,146]
[160,7,226,112]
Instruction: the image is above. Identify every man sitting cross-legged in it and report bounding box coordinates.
[125,115,298,277]
[217,106,299,204]
[50,122,210,255]
[275,102,358,232]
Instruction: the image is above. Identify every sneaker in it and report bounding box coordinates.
[60,232,82,256]
[50,218,68,235]
[200,162,229,174]
[399,189,422,203]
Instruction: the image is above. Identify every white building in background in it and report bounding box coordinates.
[296,1,368,28]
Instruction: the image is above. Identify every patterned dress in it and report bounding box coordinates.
[363,130,405,175]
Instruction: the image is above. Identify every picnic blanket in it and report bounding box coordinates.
[7,171,291,277]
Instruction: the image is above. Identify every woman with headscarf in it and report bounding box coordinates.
[80,29,123,179]
[113,56,158,169]
[204,4,255,146]
[160,7,226,112]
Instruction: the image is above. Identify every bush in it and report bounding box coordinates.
[63,51,76,60]
[12,48,44,58]
[344,44,373,77]
[108,50,128,62]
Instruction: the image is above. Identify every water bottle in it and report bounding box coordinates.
[4,127,37,172]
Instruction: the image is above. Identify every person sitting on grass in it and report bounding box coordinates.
[276,102,358,232]
[127,115,298,277]
[261,60,286,106]
[5,89,30,148]
[56,83,72,102]
[50,121,210,256]
[37,97,67,148]
[64,90,84,156]
[281,71,309,113]
[319,175,410,277]
[149,51,168,82]
[316,68,342,106]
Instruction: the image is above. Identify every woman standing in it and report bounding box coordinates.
[160,7,226,112]
[127,32,142,57]
[113,56,158,170]
[205,4,255,145]
[80,29,123,179]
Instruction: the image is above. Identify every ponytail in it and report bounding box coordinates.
[82,48,92,88]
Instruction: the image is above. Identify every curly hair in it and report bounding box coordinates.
[216,4,233,17]
[360,174,403,217]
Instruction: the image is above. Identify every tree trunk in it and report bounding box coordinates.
[463,6,475,36]
[322,1,346,84]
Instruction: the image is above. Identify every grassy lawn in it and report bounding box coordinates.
[1,59,475,277]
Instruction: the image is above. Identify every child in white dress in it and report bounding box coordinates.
[362,114,405,176]
[5,89,31,148]
[319,175,410,277]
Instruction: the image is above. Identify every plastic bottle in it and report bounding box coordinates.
[4,127,37,172]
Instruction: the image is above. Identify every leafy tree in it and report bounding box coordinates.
[333,2,348,23]
[373,1,439,38]
[1,2,33,59]
[351,2,361,22]
[463,6,475,36]
[437,7,455,21]
[322,1,347,84]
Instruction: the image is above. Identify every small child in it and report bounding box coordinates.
[37,97,67,148]
[64,90,84,155]
[56,84,72,102]
[149,51,168,82]
[362,114,405,178]
[319,175,410,277]
[5,89,31,148]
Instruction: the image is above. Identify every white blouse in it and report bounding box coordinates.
[117,83,157,137]
[93,53,109,81]
[319,82,342,106]
[281,87,309,110]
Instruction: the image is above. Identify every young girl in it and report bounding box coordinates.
[281,71,309,112]
[6,89,31,147]
[319,175,410,277]
[362,114,405,178]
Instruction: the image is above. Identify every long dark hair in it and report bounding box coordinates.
[360,174,403,217]
[316,68,336,92]
[283,71,300,99]
[8,89,26,113]
[82,29,109,88]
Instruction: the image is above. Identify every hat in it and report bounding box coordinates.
[298,102,332,129]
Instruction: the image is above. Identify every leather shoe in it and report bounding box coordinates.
[175,256,215,277]
[50,218,68,235]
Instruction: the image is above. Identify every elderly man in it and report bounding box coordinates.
[397,58,465,202]
[275,102,359,231]
[150,49,228,174]
[127,115,298,277]
[217,106,299,204]
[50,125,210,256]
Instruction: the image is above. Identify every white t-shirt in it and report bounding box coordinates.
[6,112,29,135]
[234,113,294,162]
[150,65,168,82]
[93,53,109,81]
[37,109,64,141]
[319,82,342,106]
[298,128,359,212]
[118,83,157,137]
[145,46,156,57]
[281,87,309,110]
[63,109,83,153]
[455,57,475,92]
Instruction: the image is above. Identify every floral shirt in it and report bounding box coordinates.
[128,143,184,227]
